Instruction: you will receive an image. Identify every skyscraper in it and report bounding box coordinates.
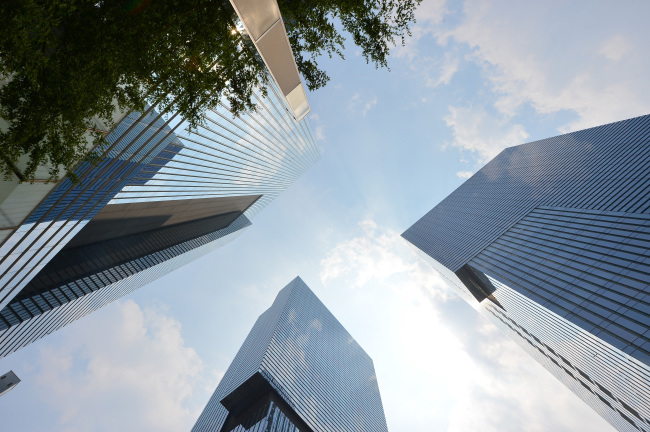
[0,0,319,358]
[192,277,389,432]
[403,114,650,432]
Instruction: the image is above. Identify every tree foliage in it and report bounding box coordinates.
[0,0,421,182]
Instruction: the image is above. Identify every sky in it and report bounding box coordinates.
[1,0,650,431]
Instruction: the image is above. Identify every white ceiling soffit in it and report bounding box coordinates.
[230,0,311,122]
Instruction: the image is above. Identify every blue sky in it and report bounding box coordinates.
[1,0,650,430]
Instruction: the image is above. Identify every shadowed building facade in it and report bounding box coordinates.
[192,277,389,432]
[403,114,650,432]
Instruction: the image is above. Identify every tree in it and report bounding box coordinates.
[0,0,421,182]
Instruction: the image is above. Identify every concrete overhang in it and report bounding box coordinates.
[230,0,311,121]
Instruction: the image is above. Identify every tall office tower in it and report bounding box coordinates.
[403,114,650,432]
[192,277,389,432]
[0,0,319,358]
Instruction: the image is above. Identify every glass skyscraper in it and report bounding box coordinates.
[0,0,319,360]
[192,277,389,432]
[403,114,650,432]
[0,81,319,359]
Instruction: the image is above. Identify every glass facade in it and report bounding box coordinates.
[0,78,320,358]
[192,277,389,432]
[403,114,650,432]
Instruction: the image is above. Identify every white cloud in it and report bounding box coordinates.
[444,105,528,162]
[393,0,455,89]
[436,53,460,86]
[395,48,460,91]
[446,0,650,131]
[456,170,473,179]
[362,97,378,116]
[415,0,449,26]
[347,93,378,117]
[599,35,631,62]
[319,219,614,432]
[396,0,449,60]
[321,220,450,302]
[33,300,207,432]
